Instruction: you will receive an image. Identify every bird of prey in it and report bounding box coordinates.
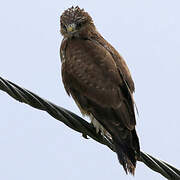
[60,6,140,174]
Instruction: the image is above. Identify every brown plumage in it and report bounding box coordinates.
[60,6,140,174]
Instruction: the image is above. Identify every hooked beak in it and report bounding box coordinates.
[66,23,76,33]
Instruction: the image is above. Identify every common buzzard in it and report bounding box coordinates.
[60,6,140,174]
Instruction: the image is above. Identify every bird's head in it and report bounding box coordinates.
[60,6,95,38]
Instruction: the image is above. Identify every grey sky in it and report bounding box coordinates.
[0,0,180,179]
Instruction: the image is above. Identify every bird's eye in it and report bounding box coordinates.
[61,23,66,30]
[76,22,82,28]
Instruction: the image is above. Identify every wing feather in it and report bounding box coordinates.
[61,38,135,130]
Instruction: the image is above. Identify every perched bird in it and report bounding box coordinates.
[60,6,140,174]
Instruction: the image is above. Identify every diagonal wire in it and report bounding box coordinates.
[0,76,180,180]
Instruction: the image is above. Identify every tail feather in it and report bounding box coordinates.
[113,128,140,175]
[114,139,136,175]
[79,98,140,174]
[68,88,140,175]
[131,129,140,155]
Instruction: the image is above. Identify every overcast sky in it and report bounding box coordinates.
[0,0,180,179]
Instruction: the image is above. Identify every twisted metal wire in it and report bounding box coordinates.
[0,76,180,180]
